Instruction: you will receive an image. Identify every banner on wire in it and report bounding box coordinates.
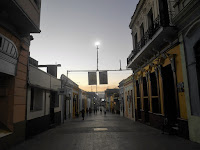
[88,72,97,85]
[99,71,108,84]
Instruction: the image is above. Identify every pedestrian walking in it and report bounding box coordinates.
[81,109,85,120]
[86,108,88,115]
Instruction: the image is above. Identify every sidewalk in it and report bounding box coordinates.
[10,112,200,150]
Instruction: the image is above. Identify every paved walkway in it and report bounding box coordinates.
[11,112,200,150]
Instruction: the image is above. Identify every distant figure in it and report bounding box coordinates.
[81,109,85,120]
[100,108,102,114]
[86,108,88,115]
[104,107,106,115]
[89,108,92,114]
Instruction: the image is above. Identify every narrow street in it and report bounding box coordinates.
[11,112,200,150]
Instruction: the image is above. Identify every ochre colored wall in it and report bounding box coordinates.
[0,27,28,131]
[168,45,187,119]
[133,45,187,120]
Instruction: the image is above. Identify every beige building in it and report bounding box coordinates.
[0,0,41,149]
[124,75,135,120]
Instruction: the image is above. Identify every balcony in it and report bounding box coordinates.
[0,0,41,35]
[127,15,177,71]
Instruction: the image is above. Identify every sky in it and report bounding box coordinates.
[30,0,138,92]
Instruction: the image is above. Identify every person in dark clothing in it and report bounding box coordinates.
[81,109,85,120]
[86,108,88,115]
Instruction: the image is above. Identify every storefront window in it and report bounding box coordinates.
[150,72,160,113]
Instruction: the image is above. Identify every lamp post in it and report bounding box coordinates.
[95,42,100,71]
[95,42,100,94]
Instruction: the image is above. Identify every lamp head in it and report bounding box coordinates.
[95,42,100,47]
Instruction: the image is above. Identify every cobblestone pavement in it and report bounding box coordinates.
[11,112,200,150]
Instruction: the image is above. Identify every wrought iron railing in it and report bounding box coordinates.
[127,16,161,65]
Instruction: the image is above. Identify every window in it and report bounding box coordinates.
[148,9,153,28]
[0,37,2,48]
[30,88,34,111]
[30,87,43,111]
[140,23,145,47]
[140,23,144,38]
[131,90,133,102]
[34,0,41,9]
[127,91,129,102]
[3,40,8,53]
[136,80,140,97]
[150,72,160,113]
[7,43,13,54]
[51,91,59,107]
[134,33,138,49]
[143,77,148,97]
[150,72,158,96]
[194,40,200,94]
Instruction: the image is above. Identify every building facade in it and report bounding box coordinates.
[73,85,79,118]
[105,89,119,112]
[127,0,188,138]
[172,0,200,143]
[0,0,41,149]
[124,75,135,120]
[60,74,77,120]
[119,80,125,116]
[26,59,61,137]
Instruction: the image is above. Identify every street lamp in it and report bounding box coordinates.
[95,42,100,71]
[95,42,100,94]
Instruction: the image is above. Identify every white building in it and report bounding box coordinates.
[26,59,61,137]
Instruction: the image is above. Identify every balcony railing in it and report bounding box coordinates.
[127,16,161,65]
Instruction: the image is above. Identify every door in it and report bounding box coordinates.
[162,65,177,124]
[50,91,55,124]
[64,97,66,120]
[136,80,141,119]
[143,77,149,122]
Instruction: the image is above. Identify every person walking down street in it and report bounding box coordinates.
[86,108,88,115]
[81,109,85,120]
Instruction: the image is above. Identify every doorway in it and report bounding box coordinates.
[143,77,149,123]
[50,91,55,125]
[64,97,66,120]
[162,65,177,124]
[0,73,13,132]
[136,80,141,119]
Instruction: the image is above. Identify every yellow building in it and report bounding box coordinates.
[127,0,188,138]
[110,95,114,113]
[105,89,119,112]
[73,86,79,118]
